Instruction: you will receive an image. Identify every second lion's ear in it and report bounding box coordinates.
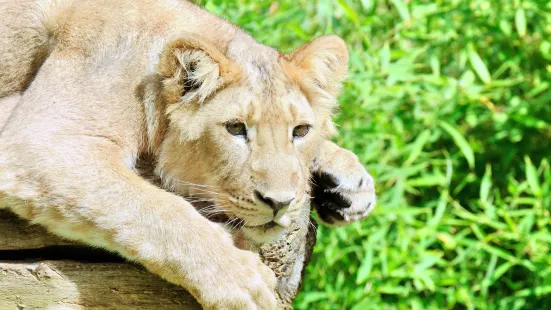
[158,34,241,105]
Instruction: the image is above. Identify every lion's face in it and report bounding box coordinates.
[145,35,348,244]
[164,82,323,243]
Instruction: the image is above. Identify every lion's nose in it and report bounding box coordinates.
[254,190,295,214]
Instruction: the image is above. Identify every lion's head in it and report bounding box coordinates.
[141,34,348,244]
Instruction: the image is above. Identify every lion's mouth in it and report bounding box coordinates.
[188,195,284,232]
[262,221,278,229]
[240,219,287,244]
[244,220,278,229]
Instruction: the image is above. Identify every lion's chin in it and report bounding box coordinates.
[241,222,286,244]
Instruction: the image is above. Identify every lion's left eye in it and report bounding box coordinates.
[292,125,311,138]
[226,122,247,137]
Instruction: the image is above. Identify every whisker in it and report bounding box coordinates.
[308,218,318,234]
[169,179,220,189]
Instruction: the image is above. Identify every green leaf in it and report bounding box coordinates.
[297,292,329,306]
[524,156,542,196]
[407,174,446,187]
[351,298,373,310]
[391,0,410,21]
[515,8,527,37]
[467,45,492,84]
[428,191,448,227]
[509,285,551,299]
[480,165,492,203]
[379,42,390,72]
[337,0,360,24]
[439,121,475,169]
[356,246,374,284]
[485,262,515,287]
[404,129,431,166]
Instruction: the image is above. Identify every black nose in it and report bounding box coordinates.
[254,190,294,214]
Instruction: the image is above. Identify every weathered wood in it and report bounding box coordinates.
[0,206,316,308]
[0,210,75,250]
[0,260,201,309]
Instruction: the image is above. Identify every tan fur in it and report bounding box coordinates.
[0,0,372,308]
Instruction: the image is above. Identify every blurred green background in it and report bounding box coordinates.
[197,0,551,309]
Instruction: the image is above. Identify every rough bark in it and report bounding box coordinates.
[260,207,318,307]
[0,260,201,309]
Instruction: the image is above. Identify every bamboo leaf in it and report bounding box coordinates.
[439,121,475,169]
[515,8,527,37]
[480,165,492,203]
[404,129,431,166]
[468,45,492,84]
[524,156,542,196]
[391,0,410,21]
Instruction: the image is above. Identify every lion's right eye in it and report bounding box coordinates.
[225,122,247,137]
[292,124,311,138]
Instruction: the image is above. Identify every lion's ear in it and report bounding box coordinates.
[289,35,349,98]
[286,35,348,137]
[158,35,241,104]
[140,36,240,150]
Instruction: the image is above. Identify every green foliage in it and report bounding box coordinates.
[197,0,551,308]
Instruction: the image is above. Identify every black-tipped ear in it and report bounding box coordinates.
[157,34,241,105]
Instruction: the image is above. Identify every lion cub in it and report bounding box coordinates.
[0,0,375,308]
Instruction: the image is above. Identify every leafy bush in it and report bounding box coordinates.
[198,0,551,309]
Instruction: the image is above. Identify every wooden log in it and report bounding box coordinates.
[0,260,200,309]
[0,205,316,308]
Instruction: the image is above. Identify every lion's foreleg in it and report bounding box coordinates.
[0,138,277,308]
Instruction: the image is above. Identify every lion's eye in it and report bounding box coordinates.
[293,125,311,138]
[226,122,247,136]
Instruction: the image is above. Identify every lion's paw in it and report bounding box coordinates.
[311,147,376,225]
[194,224,279,309]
